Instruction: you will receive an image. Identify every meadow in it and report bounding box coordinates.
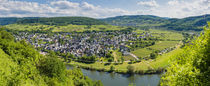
[129,29,183,59]
[5,24,126,32]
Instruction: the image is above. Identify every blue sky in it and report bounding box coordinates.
[0,0,209,18]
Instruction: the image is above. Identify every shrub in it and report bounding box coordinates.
[127,65,135,74]
[109,66,115,72]
[39,57,66,81]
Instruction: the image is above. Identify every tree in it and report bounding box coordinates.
[129,59,134,64]
[39,57,66,81]
[110,66,115,72]
[127,65,135,74]
[150,53,157,59]
[0,29,14,41]
[105,52,112,58]
[108,58,113,62]
[117,59,121,63]
[121,56,124,63]
[94,80,103,86]
[138,56,142,60]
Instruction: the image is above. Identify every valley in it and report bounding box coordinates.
[6,21,184,74]
[0,14,209,86]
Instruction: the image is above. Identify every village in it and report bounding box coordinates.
[13,30,153,58]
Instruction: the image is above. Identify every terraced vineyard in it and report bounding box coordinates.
[5,24,127,32]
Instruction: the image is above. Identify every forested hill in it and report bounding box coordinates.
[101,15,168,26]
[0,17,107,26]
[101,14,210,31]
[1,14,210,31]
[0,28,103,86]
[0,17,38,25]
[16,17,107,26]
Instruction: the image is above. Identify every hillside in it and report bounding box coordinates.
[0,17,107,26]
[0,28,103,86]
[5,24,127,32]
[0,17,39,25]
[1,14,210,31]
[101,15,168,26]
[101,14,210,31]
[16,17,107,26]
[160,23,210,85]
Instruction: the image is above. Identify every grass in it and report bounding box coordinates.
[148,41,179,50]
[131,48,153,58]
[149,47,183,69]
[112,50,122,61]
[150,29,184,41]
[6,24,127,32]
[130,41,180,59]
[130,29,183,58]
[5,24,52,31]
[54,25,126,32]
[124,55,136,61]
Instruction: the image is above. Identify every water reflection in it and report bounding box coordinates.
[66,65,161,86]
[99,71,104,76]
[109,72,115,79]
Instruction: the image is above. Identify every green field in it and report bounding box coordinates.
[68,47,183,73]
[148,41,179,50]
[129,29,183,58]
[131,48,152,58]
[130,41,180,58]
[150,29,184,41]
[5,24,126,32]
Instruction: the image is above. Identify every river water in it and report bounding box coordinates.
[66,65,161,86]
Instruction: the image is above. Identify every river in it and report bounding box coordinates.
[66,65,161,86]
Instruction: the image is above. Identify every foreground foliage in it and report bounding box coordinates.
[160,23,210,85]
[0,29,103,86]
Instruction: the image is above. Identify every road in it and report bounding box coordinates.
[129,53,139,60]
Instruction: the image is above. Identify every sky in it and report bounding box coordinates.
[0,0,210,18]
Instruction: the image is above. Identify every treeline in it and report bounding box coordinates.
[17,17,107,26]
[160,22,210,85]
[0,17,39,25]
[0,28,103,86]
[101,15,168,26]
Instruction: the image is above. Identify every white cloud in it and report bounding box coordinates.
[158,0,210,18]
[81,2,97,10]
[0,0,133,18]
[50,0,79,9]
[137,0,159,8]
[0,0,53,17]
[0,0,209,18]
[167,0,179,5]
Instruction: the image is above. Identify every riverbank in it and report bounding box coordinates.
[66,47,182,74]
[66,65,162,86]
[67,62,164,74]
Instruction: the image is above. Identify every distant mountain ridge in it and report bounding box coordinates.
[0,17,39,25]
[101,15,168,26]
[0,14,210,31]
[0,17,107,26]
[101,14,210,31]
[17,17,107,25]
